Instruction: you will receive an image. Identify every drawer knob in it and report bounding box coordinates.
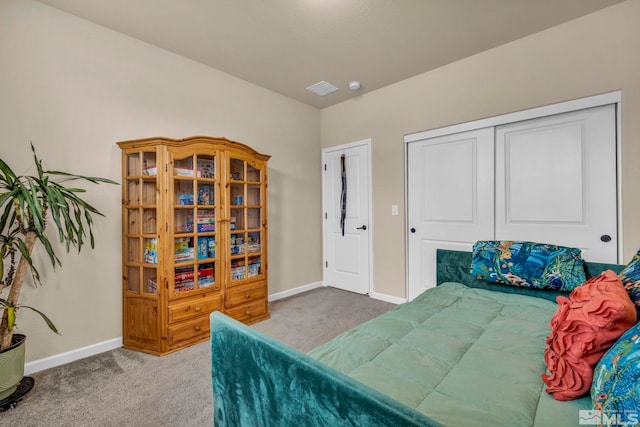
[245,293,251,299]
[194,306,202,312]
[194,326,201,332]
[245,310,252,316]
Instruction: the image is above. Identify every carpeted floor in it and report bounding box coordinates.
[1,286,394,426]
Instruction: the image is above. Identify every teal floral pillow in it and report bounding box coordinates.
[619,250,640,311]
[591,321,640,420]
[470,241,586,291]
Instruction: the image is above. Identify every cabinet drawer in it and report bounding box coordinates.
[167,315,210,346]
[225,281,266,308]
[224,300,268,324]
[168,292,221,323]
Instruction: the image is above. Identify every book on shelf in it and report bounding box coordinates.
[208,237,216,258]
[174,238,189,250]
[174,167,194,177]
[197,223,215,232]
[178,193,194,205]
[198,266,215,286]
[175,250,194,262]
[248,258,261,278]
[144,238,158,264]
[230,258,246,281]
[174,265,195,291]
[231,266,246,281]
[232,244,245,255]
[174,265,214,283]
[148,277,158,293]
[197,237,216,258]
[143,166,157,176]
[198,238,208,259]
[197,158,215,179]
[197,187,213,205]
[197,214,215,223]
[174,269,195,282]
[174,281,195,291]
[174,237,194,261]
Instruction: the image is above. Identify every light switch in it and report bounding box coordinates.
[391,204,399,216]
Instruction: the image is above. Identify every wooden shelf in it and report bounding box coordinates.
[118,136,270,355]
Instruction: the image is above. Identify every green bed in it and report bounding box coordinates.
[210,249,624,426]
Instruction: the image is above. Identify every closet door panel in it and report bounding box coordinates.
[495,104,617,262]
[407,128,494,300]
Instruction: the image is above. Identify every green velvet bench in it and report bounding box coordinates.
[210,249,624,426]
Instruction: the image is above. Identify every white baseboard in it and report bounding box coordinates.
[25,337,123,375]
[269,281,324,302]
[369,291,407,305]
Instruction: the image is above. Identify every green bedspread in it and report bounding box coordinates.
[308,282,590,427]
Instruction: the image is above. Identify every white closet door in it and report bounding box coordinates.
[495,104,617,262]
[407,128,494,300]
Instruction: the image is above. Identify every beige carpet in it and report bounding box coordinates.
[1,286,394,426]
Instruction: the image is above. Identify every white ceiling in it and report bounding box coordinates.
[36,0,624,109]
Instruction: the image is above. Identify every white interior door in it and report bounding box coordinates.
[495,104,617,262]
[407,128,495,300]
[323,141,371,294]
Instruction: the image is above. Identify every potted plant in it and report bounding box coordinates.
[0,144,116,402]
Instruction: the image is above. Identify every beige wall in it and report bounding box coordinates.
[0,0,322,362]
[321,0,640,298]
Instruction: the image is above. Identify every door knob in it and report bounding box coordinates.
[410,228,416,233]
[356,225,367,230]
[600,234,612,243]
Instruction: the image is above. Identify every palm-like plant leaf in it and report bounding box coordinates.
[0,143,117,348]
[17,305,59,334]
[0,299,58,334]
[13,236,42,283]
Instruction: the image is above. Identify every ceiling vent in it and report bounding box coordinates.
[306,81,339,96]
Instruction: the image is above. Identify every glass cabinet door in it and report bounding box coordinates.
[171,152,219,294]
[229,158,265,285]
[123,150,159,295]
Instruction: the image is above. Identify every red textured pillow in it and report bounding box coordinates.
[541,270,637,401]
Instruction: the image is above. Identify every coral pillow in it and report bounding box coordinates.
[542,270,637,401]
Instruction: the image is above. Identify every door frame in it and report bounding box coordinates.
[404,91,622,299]
[321,139,374,295]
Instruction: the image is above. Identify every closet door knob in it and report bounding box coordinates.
[600,234,612,243]
[410,228,416,233]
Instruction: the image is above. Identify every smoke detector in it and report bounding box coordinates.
[306,81,339,96]
[348,81,361,91]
